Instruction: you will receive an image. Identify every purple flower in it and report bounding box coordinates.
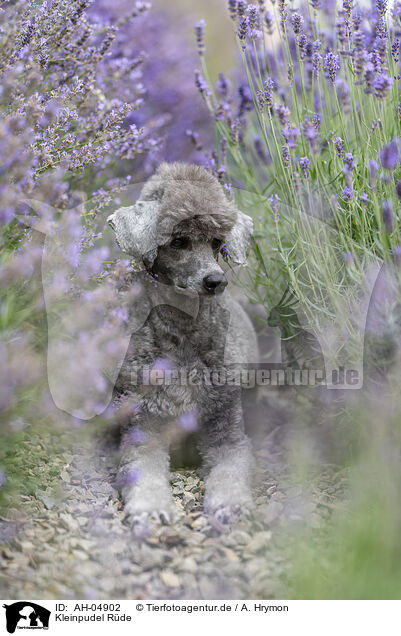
[178,409,199,432]
[342,186,353,201]
[335,137,344,158]
[299,156,311,179]
[376,0,387,16]
[369,158,379,177]
[0,467,6,488]
[392,245,401,265]
[194,70,211,98]
[264,11,274,33]
[275,103,291,125]
[228,0,237,20]
[324,52,340,83]
[247,4,262,38]
[373,73,394,99]
[344,152,355,170]
[396,180,401,199]
[282,124,300,149]
[312,51,322,76]
[382,199,394,233]
[361,192,369,206]
[268,194,281,221]
[379,140,399,170]
[291,13,304,37]
[217,71,230,97]
[237,16,249,48]
[392,39,400,63]
[282,145,290,167]
[194,19,206,56]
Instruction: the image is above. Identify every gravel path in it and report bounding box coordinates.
[0,401,348,600]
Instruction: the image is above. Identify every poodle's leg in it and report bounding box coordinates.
[200,392,254,523]
[118,422,176,523]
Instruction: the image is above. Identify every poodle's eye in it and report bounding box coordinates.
[211,238,223,251]
[170,236,190,249]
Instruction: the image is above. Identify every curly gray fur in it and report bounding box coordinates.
[109,162,258,525]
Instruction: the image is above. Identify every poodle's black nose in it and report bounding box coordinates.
[203,273,227,293]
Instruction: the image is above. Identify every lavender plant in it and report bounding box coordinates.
[192,0,401,598]
[0,0,160,508]
[192,0,401,370]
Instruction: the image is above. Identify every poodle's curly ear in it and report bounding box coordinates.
[225,210,254,265]
[107,201,160,267]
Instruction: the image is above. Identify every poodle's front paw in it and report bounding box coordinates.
[124,497,178,530]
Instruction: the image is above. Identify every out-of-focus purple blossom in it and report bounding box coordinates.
[282,124,300,149]
[0,467,6,488]
[264,11,274,34]
[335,137,345,158]
[247,4,262,39]
[291,13,304,38]
[344,152,355,171]
[375,19,388,43]
[186,129,203,151]
[228,0,238,20]
[312,113,321,130]
[343,0,352,33]
[257,77,275,111]
[396,180,401,199]
[364,61,376,94]
[382,199,394,233]
[298,34,308,60]
[299,156,311,179]
[303,118,318,153]
[312,51,322,76]
[392,39,400,63]
[324,52,340,83]
[392,245,401,265]
[373,73,393,99]
[369,158,379,178]
[217,72,230,97]
[361,192,369,206]
[376,0,388,16]
[178,409,199,432]
[127,427,147,445]
[253,135,269,162]
[336,12,346,45]
[275,103,291,125]
[379,140,399,170]
[237,16,249,49]
[268,193,281,221]
[194,70,211,98]
[342,186,353,201]
[194,19,206,57]
[237,0,247,18]
[282,145,290,167]
[238,83,253,117]
[223,183,234,201]
[343,251,354,263]
[278,0,288,28]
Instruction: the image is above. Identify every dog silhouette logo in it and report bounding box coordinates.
[2,602,50,633]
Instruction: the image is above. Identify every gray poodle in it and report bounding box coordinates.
[108,163,258,524]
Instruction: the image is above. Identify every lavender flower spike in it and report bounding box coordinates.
[382,199,394,233]
[194,20,206,57]
[299,156,311,179]
[324,52,340,83]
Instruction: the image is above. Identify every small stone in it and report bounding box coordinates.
[160,570,180,588]
[247,531,272,552]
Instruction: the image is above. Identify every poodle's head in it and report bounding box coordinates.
[108,162,253,295]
